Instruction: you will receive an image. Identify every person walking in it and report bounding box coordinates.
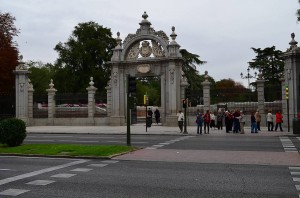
[237,111,246,134]
[275,110,283,132]
[251,111,257,133]
[266,110,274,131]
[203,110,211,134]
[216,110,224,130]
[177,110,184,133]
[232,109,240,133]
[196,109,203,134]
[154,108,160,125]
[255,111,261,131]
[147,108,153,127]
[210,112,216,130]
[225,111,231,133]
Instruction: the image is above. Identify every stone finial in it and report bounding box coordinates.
[49,79,54,89]
[257,69,263,80]
[289,33,298,48]
[28,79,34,90]
[204,71,209,81]
[16,55,27,70]
[170,26,177,43]
[89,77,94,86]
[142,11,148,20]
[116,32,122,47]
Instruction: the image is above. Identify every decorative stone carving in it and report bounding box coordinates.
[139,41,152,57]
[113,72,118,86]
[123,34,137,47]
[287,33,300,52]
[123,12,169,47]
[152,40,165,57]
[127,42,140,59]
[16,55,27,70]
[169,69,175,84]
[137,64,151,74]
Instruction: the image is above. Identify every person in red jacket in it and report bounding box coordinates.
[275,110,283,132]
[203,110,211,134]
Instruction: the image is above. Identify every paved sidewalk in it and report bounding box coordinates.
[26,124,293,137]
[26,124,299,166]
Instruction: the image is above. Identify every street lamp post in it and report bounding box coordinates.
[240,67,257,90]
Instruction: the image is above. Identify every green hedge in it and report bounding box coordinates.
[0,118,26,147]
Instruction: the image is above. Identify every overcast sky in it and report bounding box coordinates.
[1,0,299,86]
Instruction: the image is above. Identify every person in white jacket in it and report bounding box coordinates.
[266,110,274,131]
[237,111,246,134]
[177,110,184,133]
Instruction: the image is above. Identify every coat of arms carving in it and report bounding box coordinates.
[139,41,152,57]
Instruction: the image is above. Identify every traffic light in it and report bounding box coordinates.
[185,88,191,99]
[128,76,136,94]
[285,86,289,100]
[182,99,187,108]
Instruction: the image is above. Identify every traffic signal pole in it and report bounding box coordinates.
[127,89,131,146]
[126,75,137,146]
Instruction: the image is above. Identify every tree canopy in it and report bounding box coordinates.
[248,46,284,85]
[53,21,116,93]
[0,12,19,92]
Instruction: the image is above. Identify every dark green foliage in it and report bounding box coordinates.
[0,118,26,147]
[53,21,116,93]
[297,0,300,21]
[249,46,284,85]
[179,49,208,105]
[27,61,54,94]
[248,46,284,101]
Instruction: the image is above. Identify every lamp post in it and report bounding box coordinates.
[240,67,257,90]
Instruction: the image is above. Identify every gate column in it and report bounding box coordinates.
[256,72,266,126]
[201,71,211,112]
[13,57,30,124]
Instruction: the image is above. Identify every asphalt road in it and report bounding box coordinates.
[1,133,300,197]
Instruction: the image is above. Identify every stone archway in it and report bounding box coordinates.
[107,12,188,126]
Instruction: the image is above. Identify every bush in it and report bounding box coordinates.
[0,118,26,147]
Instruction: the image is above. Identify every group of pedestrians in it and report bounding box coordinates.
[191,109,284,134]
[147,108,161,127]
[195,110,220,134]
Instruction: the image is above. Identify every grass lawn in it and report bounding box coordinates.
[0,144,137,158]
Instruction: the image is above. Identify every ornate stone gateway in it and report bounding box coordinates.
[107,12,188,126]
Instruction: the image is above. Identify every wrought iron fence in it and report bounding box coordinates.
[32,92,107,118]
[0,92,15,120]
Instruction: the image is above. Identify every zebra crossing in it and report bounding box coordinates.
[280,137,298,152]
[145,135,193,149]
[0,159,119,197]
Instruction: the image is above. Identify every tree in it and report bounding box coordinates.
[212,78,249,103]
[248,46,284,101]
[179,49,208,105]
[0,12,19,92]
[248,46,284,84]
[297,0,300,21]
[180,49,207,90]
[27,61,53,94]
[53,21,116,93]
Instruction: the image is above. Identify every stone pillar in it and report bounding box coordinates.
[13,58,30,123]
[105,80,112,117]
[201,71,211,112]
[164,26,183,126]
[256,73,266,126]
[46,79,57,119]
[280,78,287,127]
[86,77,97,118]
[28,79,34,119]
[282,33,300,128]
